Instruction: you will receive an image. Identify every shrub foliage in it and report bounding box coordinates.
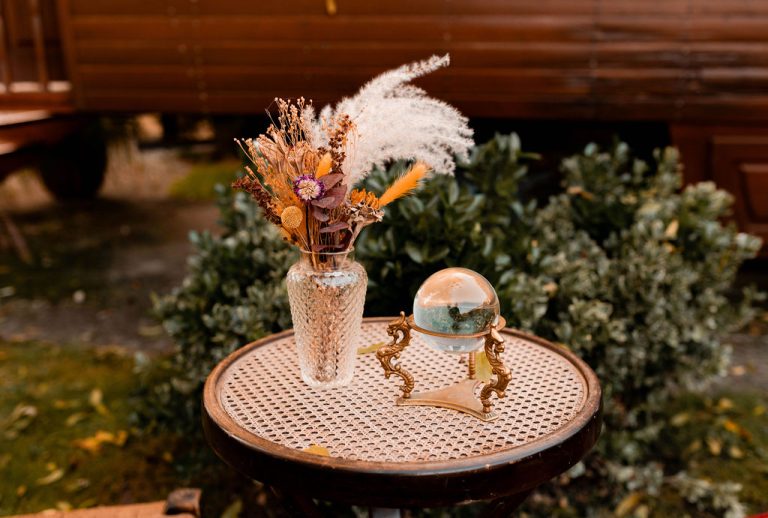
[148,135,762,515]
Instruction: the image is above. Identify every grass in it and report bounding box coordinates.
[0,340,179,515]
[0,339,293,518]
[653,391,768,516]
[168,161,240,201]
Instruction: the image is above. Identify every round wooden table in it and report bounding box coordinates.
[203,317,602,515]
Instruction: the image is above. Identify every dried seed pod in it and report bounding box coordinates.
[281,205,304,229]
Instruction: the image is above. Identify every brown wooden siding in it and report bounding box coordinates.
[56,0,768,120]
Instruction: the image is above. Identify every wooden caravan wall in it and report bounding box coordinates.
[59,0,768,121]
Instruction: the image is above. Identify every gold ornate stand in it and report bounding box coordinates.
[376,312,512,422]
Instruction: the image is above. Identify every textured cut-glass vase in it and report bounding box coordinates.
[286,249,367,388]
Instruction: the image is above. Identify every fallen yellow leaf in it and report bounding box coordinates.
[475,351,493,382]
[65,412,87,427]
[664,219,679,239]
[728,446,745,459]
[53,399,79,410]
[716,398,734,412]
[754,405,766,417]
[615,491,643,517]
[706,437,722,456]
[543,282,558,295]
[220,498,243,518]
[64,478,90,493]
[36,468,64,486]
[723,419,740,434]
[566,185,594,200]
[303,444,330,456]
[357,342,385,355]
[670,412,690,427]
[88,389,109,416]
[729,365,747,377]
[73,430,128,454]
[16,485,26,497]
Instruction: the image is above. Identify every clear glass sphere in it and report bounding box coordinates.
[412,267,500,354]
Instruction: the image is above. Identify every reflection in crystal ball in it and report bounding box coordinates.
[413,267,500,354]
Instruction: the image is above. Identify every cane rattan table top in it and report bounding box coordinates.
[204,318,600,470]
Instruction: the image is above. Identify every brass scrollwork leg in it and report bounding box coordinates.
[376,312,415,399]
[479,324,512,415]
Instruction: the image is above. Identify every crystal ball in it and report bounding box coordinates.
[413,267,500,354]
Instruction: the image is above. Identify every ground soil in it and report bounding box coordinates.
[0,146,218,352]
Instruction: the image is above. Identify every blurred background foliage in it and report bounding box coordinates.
[145,134,764,516]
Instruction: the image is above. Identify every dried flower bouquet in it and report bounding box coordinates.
[233,54,473,262]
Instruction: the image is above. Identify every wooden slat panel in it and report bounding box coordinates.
[69,0,767,16]
[74,41,593,68]
[740,163,768,219]
[76,65,590,97]
[0,1,13,85]
[29,0,48,88]
[69,0,597,16]
[76,89,597,117]
[70,15,596,43]
[56,2,768,122]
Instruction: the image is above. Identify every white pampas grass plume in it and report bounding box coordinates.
[307,54,473,190]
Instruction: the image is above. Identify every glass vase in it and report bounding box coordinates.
[286,249,367,388]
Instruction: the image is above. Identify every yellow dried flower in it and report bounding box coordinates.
[365,191,380,209]
[350,189,365,205]
[281,205,303,229]
[350,189,380,209]
[315,153,333,178]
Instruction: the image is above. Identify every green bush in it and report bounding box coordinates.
[145,135,762,515]
[148,189,294,428]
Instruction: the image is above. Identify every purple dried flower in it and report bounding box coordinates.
[293,175,325,202]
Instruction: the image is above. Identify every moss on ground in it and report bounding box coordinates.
[168,161,240,201]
